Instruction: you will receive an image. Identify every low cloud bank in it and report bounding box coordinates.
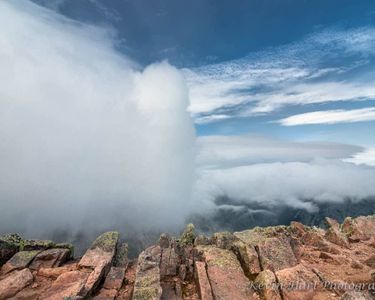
[0,0,195,237]
[194,135,375,212]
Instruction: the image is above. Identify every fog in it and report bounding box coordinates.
[0,1,195,239]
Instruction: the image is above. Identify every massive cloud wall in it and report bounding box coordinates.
[0,0,195,236]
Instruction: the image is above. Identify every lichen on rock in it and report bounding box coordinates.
[180,223,196,246]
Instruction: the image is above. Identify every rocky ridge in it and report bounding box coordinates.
[0,215,375,299]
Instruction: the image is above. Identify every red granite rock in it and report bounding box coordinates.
[198,245,254,300]
[1,251,40,274]
[103,266,126,290]
[0,268,33,299]
[40,270,89,299]
[29,248,70,270]
[194,261,213,300]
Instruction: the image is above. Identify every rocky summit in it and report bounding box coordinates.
[1,216,375,300]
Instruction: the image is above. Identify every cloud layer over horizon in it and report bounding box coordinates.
[194,135,375,212]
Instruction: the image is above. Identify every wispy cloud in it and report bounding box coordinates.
[184,27,375,122]
[196,135,362,168]
[345,148,375,166]
[278,107,375,126]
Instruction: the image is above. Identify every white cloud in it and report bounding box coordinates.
[196,135,362,168]
[278,107,375,126]
[345,148,375,166]
[194,134,375,211]
[195,160,375,211]
[184,27,375,121]
[0,0,195,236]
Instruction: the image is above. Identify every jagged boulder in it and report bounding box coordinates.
[194,261,213,300]
[79,231,119,269]
[290,221,306,237]
[342,215,375,242]
[232,241,261,277]
[114,242,129,268]
[29,248,70,270]
[325,227,349,248]
[79,231,119,297]
[158,233,171,249]
[0,268,34,299]
[254,269,282,300]
[160,247,179,277]
[180,224,196,246]
[1,250,40,274]
[211,231,238,250]
[234,226,298,272]
[103,266,126,290]
[194,234,210,246]
[197,245,254,299]
[325,217,340,230]
[0,234,21,266]
[301,227,328,249]
[40,270,89,300]
[275,264,320,300]
[133,245,162,300]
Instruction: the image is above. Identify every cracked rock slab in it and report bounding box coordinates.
[197,245,254,300]
[0,268,34,299]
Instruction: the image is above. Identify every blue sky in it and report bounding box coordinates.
[31,0,375,153]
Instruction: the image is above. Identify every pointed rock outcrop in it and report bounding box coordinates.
[79,231,119,297]
[235,226,298,272]
[132,245,162,300]
[342,215,375,242]
[160,247,179,277]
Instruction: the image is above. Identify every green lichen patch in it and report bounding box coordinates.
[234,225,290,246]
[212,231,238,249]
[133,287,161,300]
[198,245,241,270]
[55,243,74,259]
[91,231,119,252]
[6,250,40,267]
[0,233,23,247]
[20,239,55,251]
[180,223,195,246]
[135,273,160,288]
[114,242,128,267]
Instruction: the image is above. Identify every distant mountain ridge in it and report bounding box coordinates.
[190,197,375,234]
